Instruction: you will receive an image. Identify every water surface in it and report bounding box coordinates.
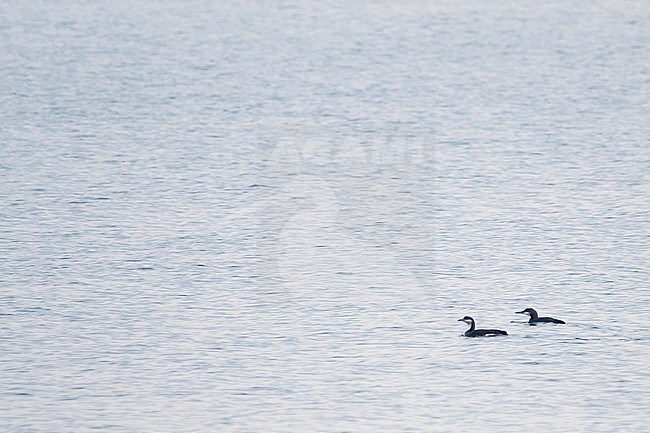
[1,1,649,432]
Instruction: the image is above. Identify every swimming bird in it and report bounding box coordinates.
[458,316,508,337]
[516,308,565,324]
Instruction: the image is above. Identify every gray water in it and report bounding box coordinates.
[1,1,649,432]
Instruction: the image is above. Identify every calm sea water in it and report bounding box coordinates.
[1,1,649,432]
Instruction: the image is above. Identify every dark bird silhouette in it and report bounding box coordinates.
[516,308,565,324]
[458,316,508,337]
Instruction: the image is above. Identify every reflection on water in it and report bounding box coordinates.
[1,1,649,432]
